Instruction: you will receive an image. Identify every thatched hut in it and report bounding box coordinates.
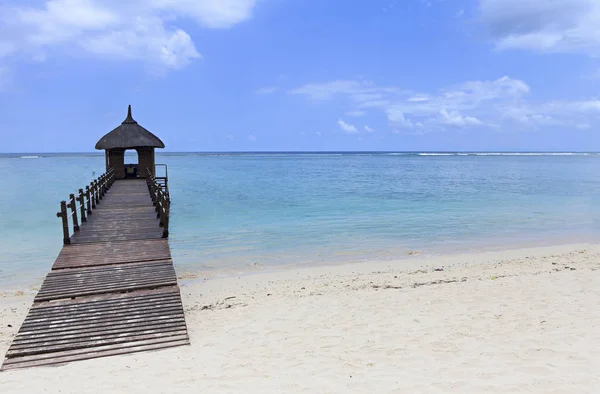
[95,105,165,179]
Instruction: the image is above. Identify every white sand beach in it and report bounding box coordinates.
[1,243,599,393]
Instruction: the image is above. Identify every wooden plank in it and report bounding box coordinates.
[70,235,165,244]
[13,310,186,340]
[29,286,180,309]
[7,330,189,357]
[3,335,190,366]
[34,282,178,302]
[35,275,178,301]
[8,331,190,357]
[28,287,180,311]
[53,257,172,270]
[13,321,187,345]
[22,305,185,328]
[1,339,190,370]
[27,289,181,311]
[70,230,165,244]
[17,314,186,337]
[23,298,183,320]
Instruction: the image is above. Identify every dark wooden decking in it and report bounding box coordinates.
[2,179,189,370]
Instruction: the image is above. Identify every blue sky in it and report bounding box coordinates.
[0,0,599,152]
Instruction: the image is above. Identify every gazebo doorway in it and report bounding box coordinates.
[124,149,140,178]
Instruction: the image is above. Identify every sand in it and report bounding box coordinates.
[1,243,600,393]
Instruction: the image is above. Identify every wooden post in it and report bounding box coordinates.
[162,198,170,238]
[146,169,152,194]
[99,175,105,199]
[155,181,160,205]
[69,193,80,232]
[86,186,93,214]
[164,165,169,193]
[161,192,166,226]
[157,190,163,221]
[150,179,157,205]
[94,180,100,205]
[56,201,71,245]
[90,182,96,209]
[78,189,87,223]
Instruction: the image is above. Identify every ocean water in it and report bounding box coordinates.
[1,152,600,288]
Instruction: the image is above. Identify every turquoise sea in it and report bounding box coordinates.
[1,152,600,289]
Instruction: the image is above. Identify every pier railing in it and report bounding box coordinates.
[155,163,169,192]
[146,168,170,238]
[56,168,116,245]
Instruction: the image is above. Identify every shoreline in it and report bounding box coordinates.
[1,228,598,292]
[176,240,597,283]
[1,242,599,392]
[1,240,597,293]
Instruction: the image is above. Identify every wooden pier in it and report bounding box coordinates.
[1,107,189,370]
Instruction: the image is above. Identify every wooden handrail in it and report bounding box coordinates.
[146,167,170,238]
[56,168,116,245]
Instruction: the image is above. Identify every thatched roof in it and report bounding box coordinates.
[95,105,165,150]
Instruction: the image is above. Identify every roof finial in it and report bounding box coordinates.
[122,104,137,124]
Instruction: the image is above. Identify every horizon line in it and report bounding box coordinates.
[2,150,600,155]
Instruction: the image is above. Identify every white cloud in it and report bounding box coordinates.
[439,109,483,126]
[479,0,600,55]
[498,99,600,127]
[150,0,256,29]
[225,134,234,140]
[247,134,257,141]
[255,86,279,95]
[337,119,359,134]
[407,95,429,102]
[82,17,200,69]
[364,125,375,133]
[315,131,322,137]
[567,100,600,112]
[392,127,424,136]
[386,110,414,128]
[0,0,256,69]
[345,110,366,117]
[292,76,600,132]
[290,80,401,106]
[290,80,367,100]
[386,76,532,128]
